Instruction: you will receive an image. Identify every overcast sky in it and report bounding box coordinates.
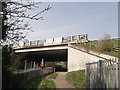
[24,2,118,41]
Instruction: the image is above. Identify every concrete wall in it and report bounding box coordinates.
[67,47,116,72]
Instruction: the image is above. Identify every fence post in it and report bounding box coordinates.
[118,59,120,89]
[86,63,90,88]
[116,62,119,88]
[98,60,102,88]
[54,68,56,73]
[33,62,35,70]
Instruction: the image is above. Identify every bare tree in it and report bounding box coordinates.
[101,33,111,40]
[0,1,51,46]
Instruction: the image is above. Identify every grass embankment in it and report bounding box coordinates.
[75,39,119,57]
[21,73,58,88]
[20,77,42,88]
[38,73,58,88]
[38,79,56,88]
[66,69,86,88]
[48,73,58,79]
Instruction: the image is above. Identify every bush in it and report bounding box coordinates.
[20,77,42,88]
[98,33,113,52]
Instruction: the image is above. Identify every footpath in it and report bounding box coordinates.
[48,72,75,88]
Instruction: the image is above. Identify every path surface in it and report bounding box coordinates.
[49,72,75,88]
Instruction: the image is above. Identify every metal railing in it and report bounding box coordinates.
[23,34,88,47]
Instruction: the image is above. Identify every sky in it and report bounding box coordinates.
[24,2,118,41]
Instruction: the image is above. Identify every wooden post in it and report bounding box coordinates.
[54,68,55,73]
[86,63,90,88]
[98,60,102,88]
[118,59,120,89]
[33,62,35,69]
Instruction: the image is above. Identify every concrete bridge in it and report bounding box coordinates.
[14,34,117,72]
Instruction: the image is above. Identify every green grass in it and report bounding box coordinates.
[48,73,58,79]
[38,78,56,88]
[75,39,119,57]
[20,77,42,88]
[20,75,56,89]
[66,69,86,88]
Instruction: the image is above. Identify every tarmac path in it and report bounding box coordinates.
[48,72,75,88]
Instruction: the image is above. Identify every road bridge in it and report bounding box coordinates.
[14,34,117,72]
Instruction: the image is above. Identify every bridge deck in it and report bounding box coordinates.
[14,39,89,50]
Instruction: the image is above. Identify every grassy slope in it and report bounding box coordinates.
[20,77,42,88]
[20,73,57,88]
[38,73,57,88]
[38,78,56,88]
[48,73,58,79]
[66,70,86,88]
[75,39,119,57]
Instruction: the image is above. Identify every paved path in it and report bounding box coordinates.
[49,72,75,88]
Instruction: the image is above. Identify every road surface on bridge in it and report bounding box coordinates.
[48,72,75,88]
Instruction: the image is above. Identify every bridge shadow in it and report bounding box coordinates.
[54,65,67,72]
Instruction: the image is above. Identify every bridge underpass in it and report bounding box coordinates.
[21,49,68,72]
[15,43,114,72]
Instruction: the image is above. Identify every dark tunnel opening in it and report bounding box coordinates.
[24,49,68,72]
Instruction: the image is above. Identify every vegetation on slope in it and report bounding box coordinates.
[20,77,42,88]
[38,73,58,88]
[75,39,119,57]
[38,78,56,89]
[21,73,56,89]
[2,45,22,88]
[66,69,86,88]
[48,73,58,79]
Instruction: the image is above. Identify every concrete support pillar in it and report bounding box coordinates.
[24,60,27,71]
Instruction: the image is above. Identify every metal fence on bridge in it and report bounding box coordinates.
[86,59,119,88]
[23,34,88,46]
